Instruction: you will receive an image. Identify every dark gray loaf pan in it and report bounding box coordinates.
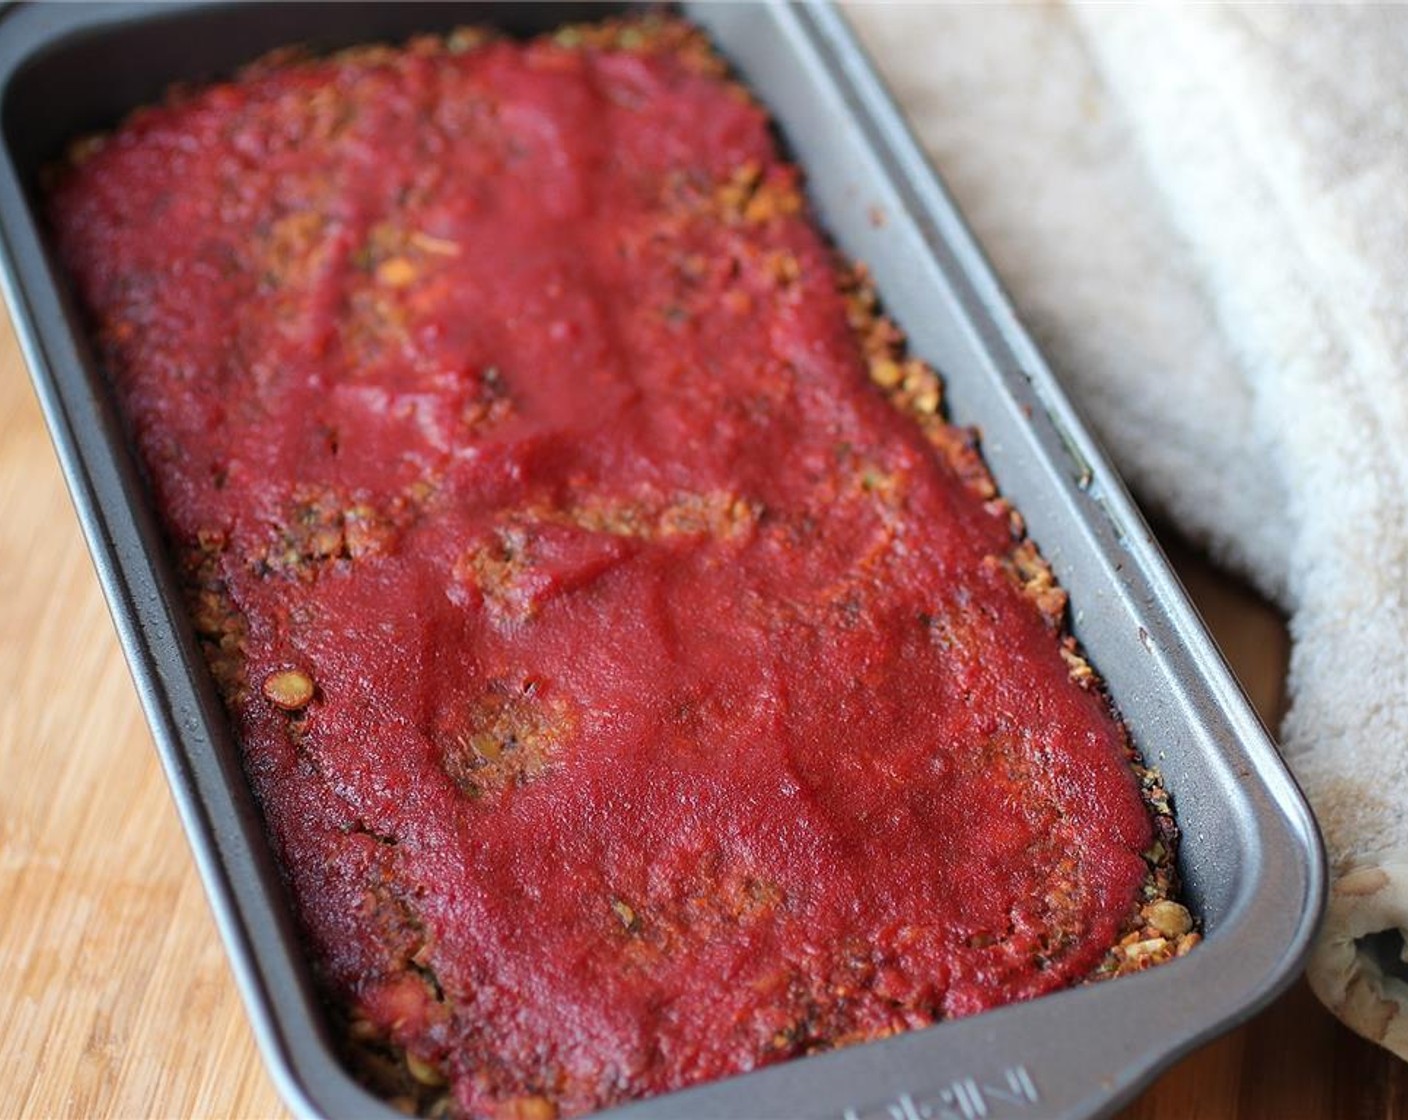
[0,3,1323,1118]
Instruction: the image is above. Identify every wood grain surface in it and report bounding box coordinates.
[1,302,1403,1119]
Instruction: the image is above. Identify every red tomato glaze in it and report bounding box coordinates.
[50,21,1154,1119]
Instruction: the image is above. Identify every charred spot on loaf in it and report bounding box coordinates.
[181,531,249,706]
[455,494,759,622]
[464,365,513,432]
[566,491,759,541]
[254,488,408,580]
[457,526,532,616]
[437,681,573,798]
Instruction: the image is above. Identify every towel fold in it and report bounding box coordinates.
[846,1,1408,1056]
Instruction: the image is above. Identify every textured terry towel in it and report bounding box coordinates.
[845,2,1408,1057]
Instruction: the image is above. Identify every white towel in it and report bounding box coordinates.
[845,1,1408,1057]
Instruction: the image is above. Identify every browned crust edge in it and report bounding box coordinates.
[839,262,1197,982]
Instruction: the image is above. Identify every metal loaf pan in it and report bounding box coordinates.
[0,3,1324,1118]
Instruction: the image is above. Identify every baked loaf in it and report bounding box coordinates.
[49,16,1193,1119]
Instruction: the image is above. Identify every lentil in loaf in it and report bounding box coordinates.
[48,16,1190,1119]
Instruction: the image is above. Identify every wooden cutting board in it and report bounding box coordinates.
[1,304,1402,1118]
